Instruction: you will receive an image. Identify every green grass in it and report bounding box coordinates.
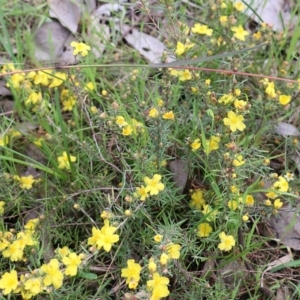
[0,0,300,299]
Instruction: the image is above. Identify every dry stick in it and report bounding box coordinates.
[1,44,299,84]
[2,63,299,83]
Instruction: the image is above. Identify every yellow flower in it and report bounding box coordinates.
[265,199,272,206]
[33,137,43,147]
[70,41,91,57]
[27,71,36,79]
[62,252,82,276]
[175,41,186,56]
[122,125,133,136]
[231,25,249,41]
[190,138,201,151]
[218,232,235,251]
[62,96,76,111]
[178,69,192,81]
[150,284,170,300]
[121,259,142,289]
[284,172,294,182]
[41,258,64,289]
[155,99,163,107]
[245,195,254,206]
[265,81,276,98]
[24,218,39,231]
[162,111,175,120]
[0,135,9,147]
[144,174,165,195]
[242,214,249,222]
[49,72,67,88]
[204,136,220,154]
[34,70,52,86]
[191,23,213,36]
[84,82,95,91]
[88,220,119,252]
[24,277,43,297]
[223,111,246,132]
[0,201,5,216]
[135,185,149,201]
[273,176,289,192]
[25,91,42,106]
[148,257,157,273]
[253,31,262,40]
[175,41,194,56]
[166,243,181,259]
[232,154,245,167]
[18,175,36,190]
[115,116,128,127]
[202,204,218,221]
[197,223,213,237]
[228,200,238,211]
[274,198,283,209]
[230,185,239,194]
[221,2,227,8]
[1,63,16,74]
[169,68,180,76]
[147,272,170,299]
[219,15,228,25]
[8,129,22,138]
[87,107,97,115]
[56,246,71,258]
[279,95,291,105]
[234,99,247,111]
[205,79,211,86]
[159,253,169,265]
[234,2,245,11]
[190,189,205,210]
[0,270,18,295]
[57,151,76,170]
[6,73,25,89]
[154,234,163,242]
[2,240,24,261]
[265,191,277,200]
[218,93,235,104]
[149,108,159,118]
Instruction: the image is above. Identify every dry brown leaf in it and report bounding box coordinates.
[48,0,82,33]
[58,33,78,65]
[271,202,300,250]
[87,3,125,58]
[34,21,72,61]
[169,159,189,193]
[217,260,248,288]
[0,81,12,96]
[233,0,297,31]
[84,0,96,12]
[275,122,300,137]
[121,24,167,63]
[261,252,293,288]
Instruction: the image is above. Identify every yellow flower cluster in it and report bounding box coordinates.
[148,107,175,120]
[57,151,77,170]
[190,135,220,154]
[122,236,181,299]
[14,175,37,190]
[88,219,119,252]
[260,78,292,105]
[1,46,92,113]
[115,115,144,136]
[0,217,83,298]
[134,174,165,200]
[169,68,193,81]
